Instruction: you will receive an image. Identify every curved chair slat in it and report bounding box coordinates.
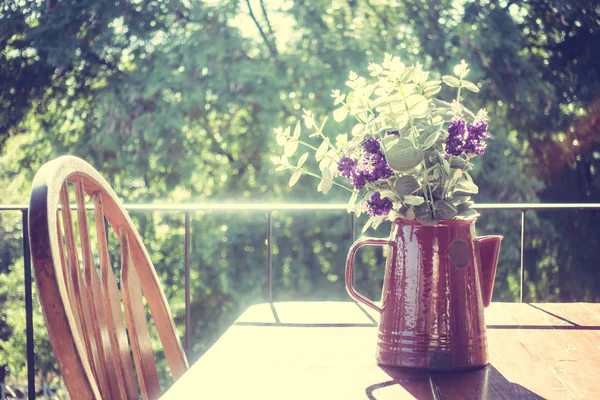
[29,156,189,400]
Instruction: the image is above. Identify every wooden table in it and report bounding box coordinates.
[162,302,600,399]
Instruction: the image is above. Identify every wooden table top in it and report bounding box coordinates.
[161,302,600,399]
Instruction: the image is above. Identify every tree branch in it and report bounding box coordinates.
[259,0,275,36]
[200,114,236,164]
[245,0,277,57]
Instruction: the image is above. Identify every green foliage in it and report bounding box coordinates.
[0,260,59,382]
[0,0,599,389]
[274,56,490,229]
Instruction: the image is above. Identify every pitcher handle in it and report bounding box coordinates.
[345,237,397,314]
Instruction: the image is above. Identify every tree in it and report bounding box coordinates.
[1,0,599,387]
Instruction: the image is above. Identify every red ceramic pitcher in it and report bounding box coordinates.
[345,219,502,370]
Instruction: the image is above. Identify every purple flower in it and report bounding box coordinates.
[355,152,393,185]
[353,173,366,190]
[367,192,393,217]
[444,119,468,157]
[445,119,490,157]
[337,156,357,179]
[464,120,489,155]
[338,140,394,190]
[362,137,381,154]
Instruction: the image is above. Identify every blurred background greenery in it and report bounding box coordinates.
[0,0,599,392]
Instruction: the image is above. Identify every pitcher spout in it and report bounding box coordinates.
[474,235,503,308]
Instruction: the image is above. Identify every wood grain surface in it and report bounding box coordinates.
[162,302,600,400]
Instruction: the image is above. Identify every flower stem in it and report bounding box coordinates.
[398,83,417,143]
[456,77,463,107]
[421,164,436,218]
[312,121,340,157]
[298,140,318,151]
[426,174,437,218]
[301,170,355,193]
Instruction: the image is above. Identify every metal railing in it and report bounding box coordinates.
[0,383,68,399]
[1,202,599,399]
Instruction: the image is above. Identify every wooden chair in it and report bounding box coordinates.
[28,156,189,400]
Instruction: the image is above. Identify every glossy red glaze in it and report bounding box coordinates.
[345,219,502,371]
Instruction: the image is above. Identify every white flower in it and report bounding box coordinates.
[475,109,489,122]
[451,100,464,119]
[453,60,470,78]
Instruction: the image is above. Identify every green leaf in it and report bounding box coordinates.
[422,80,442,97]
[395,175,420,195]
[460,106,476,119]
[288,170,302,187]
[351,123,365,137]
[455,208,479,220]
[383,135,400,150]
[347,191,358,212]
[293,121,301,139]
[362,217,374,233]
[423,84,442,97]
[416,214,439,226]
[442,158,451,176]
[450,157,468,169]
[431,98,452,109]
[419,124,442,150]
[276,129,288,145]
[413,203,430,218]
[333,106,349,122]
[454,179,479,194]
[319,154,334,173]
[406,94,429,118]
[457,201,475,213]
[386,139,423,172]
[400,67,414,83]
[372,216,386,230]
[461,80,480,93]
[423,80,442,88]
[452,196,471,204]
[393,112,409,129]
[434,200,458,219]
[297,152,309,168]
[315,140,328,161]
[317,171,333,194]
[284,139,298,157]
[442,75,461,87]
[404,195,424,205]
[304,115,314,129]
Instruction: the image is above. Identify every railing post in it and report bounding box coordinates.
[350,212,356,287]
[184,212,191,354]
[22,210,35,400]
[350,212,355,243]
[520,210,527,303]
[267,211,273,303]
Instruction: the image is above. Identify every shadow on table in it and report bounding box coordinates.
[365,366,432,400]
[366,364,545,399]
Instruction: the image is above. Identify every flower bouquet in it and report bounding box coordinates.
[273,54,490,232]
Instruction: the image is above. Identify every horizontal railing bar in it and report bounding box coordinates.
[475,203,600,210]
[2,203,600,212]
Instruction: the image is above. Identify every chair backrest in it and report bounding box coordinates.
[28,156,188,400]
